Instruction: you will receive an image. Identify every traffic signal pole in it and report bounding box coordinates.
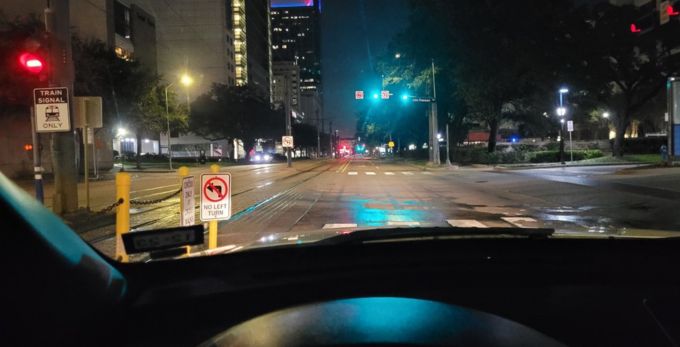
[45,1,79,214]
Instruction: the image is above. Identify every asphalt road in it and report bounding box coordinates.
[37,158,680,258]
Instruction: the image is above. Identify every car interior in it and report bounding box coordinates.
[5,172,680,347]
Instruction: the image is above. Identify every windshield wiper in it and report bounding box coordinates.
[315,227,555,245]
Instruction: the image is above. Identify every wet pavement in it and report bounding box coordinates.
[84,158,680,258]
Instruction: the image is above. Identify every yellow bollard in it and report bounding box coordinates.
[208,164,220,249]
[115,171,131,262]
[178,166,191,255]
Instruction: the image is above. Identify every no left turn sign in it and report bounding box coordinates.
[201,173,231,221]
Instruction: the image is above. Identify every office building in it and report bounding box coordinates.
[245,0,273,100]
[272,61,301,119]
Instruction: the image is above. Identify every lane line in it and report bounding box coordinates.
[348,172,358,175]
[323,223,358,229]
[446,219,488,228]
[385,172,395,175]
[366,172,376,175]
[402,172,414,175]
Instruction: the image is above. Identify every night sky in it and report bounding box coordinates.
[273,0,410,137]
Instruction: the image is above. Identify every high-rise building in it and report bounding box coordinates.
[271,0,322,124]
[271,0,321,92]
[149,0,237,96]
[272,61,301,118]
[245,0,273,100]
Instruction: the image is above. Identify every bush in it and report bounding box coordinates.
[609,137,666,154]
[529,149,603,163]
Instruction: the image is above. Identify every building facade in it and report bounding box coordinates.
[272,61,301,119]
[270,0,322,124]
[245,0,273,100]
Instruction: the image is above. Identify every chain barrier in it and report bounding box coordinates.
[129,188,182,206]
[94,198,124,215]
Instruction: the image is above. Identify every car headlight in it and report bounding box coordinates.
[255,155,262,161]
[264,154,271,161]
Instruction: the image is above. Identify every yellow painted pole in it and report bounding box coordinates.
[115,171,131,262]
[178,166,190,255]
[208,164,220,249]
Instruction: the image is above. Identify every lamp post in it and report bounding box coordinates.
[557,87,569,165]
[164,73,194,170]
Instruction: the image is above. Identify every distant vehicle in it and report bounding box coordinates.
[251,152,272,163]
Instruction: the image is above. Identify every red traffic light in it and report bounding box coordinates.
[668,5,679,16]
[630,23,641,33]
[18,52,44,74]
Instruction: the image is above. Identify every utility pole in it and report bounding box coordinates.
[45,1,78,214]
[316,110,321,158]
[430,59,440,165]
[284,76,292,167]
[329,120,333,158]
[446,123,452,166]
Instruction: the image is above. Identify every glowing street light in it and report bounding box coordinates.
[559,88,569,94]
[180,73,194,87]
[602,112,610,119]
[395,53,401,59]
[556,107,567,117]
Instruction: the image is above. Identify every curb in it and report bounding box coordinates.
[495,162,647,170]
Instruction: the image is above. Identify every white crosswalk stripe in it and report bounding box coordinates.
[402,172,414,175]
[446,219,489,228]
[385,172,395,175]
[348,172,358,175]
[366,172,376,175]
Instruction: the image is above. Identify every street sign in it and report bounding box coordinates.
[355,90,364,100]
[412,97,435,103]
[381,90,390,100]
[660,1,670,25]
[181,176,195,226]
[567,120,574,132]
[282,136,294,148]
[74,96,103,128]
[33,87,71,132]
[200,173,231,221]
[388,141,395,148]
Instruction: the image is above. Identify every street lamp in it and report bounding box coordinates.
[557,87,569,164]
[602,112,610,119]
[165,72,194,170]
[395,52,401,59]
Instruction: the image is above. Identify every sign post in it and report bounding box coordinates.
[567,120,574,162]
[180,170,195,227]
[73,96,103,210]
[201,165,231,249]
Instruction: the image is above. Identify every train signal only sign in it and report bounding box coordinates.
[200,173,231,221]
[34,87,71,132]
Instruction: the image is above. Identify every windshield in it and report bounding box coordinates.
[2,0,680,262]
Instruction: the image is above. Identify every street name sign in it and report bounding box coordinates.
[282,136,294,148]
[181,176,195,226]
[33,87,71,132]
[412,97,435,103]
[201,173,231,221]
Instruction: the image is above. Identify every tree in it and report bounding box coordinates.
[0,13,46,116]
[560,3,680,156]
[190,84,282,159]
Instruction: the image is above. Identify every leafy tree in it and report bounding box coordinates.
[559,3,680,156]
[190,84,282,159]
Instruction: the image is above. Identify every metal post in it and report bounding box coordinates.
[30,107,44,203]
[208,164,220,249]
[316,111,321,158]
[165,84,174,170]
[115,171,131,262]
[329,120,333,158]
[446,123,452,166]
[569,130,573,162]
[92,130,98,178]
[559,126,565,164]
[83,126,89,210]
[430,59,440,165]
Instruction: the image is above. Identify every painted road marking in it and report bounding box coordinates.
[502,217,538,228]
[387,221,421,227]
[446,219,488,228]
[366,172,376,175]
[402,172,414,175]
[323,223,358,229]
[385,172,395,175]
[348,172,358,175]
[422,172,432,175]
